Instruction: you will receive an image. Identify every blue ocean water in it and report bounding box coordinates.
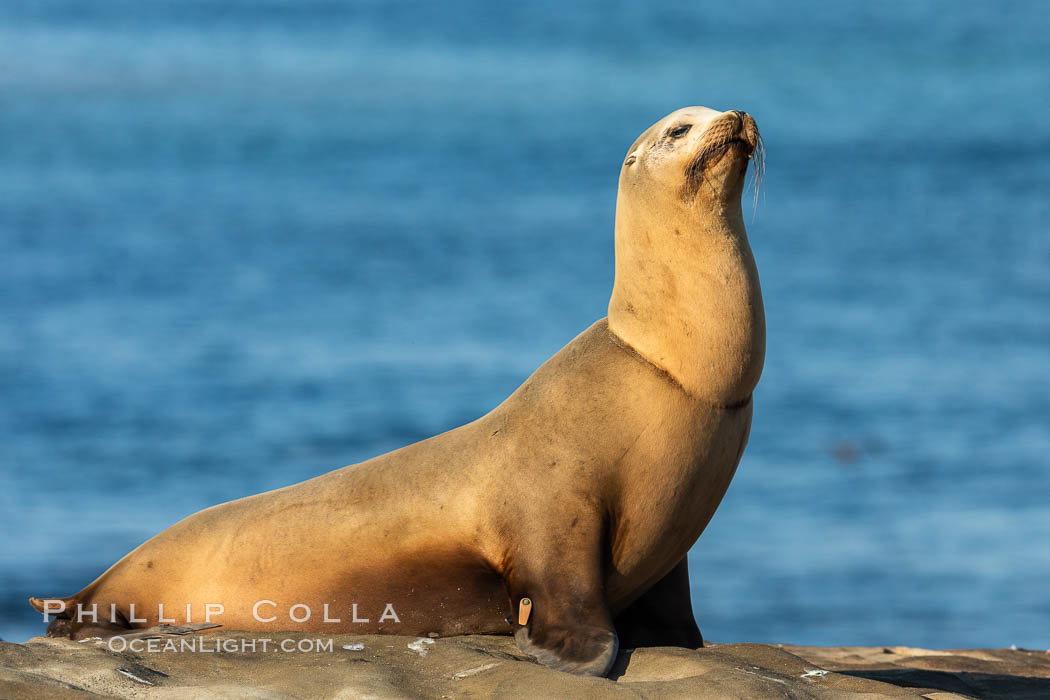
[2,1,1048,648]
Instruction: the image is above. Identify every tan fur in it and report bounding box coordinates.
[31,106,764,677]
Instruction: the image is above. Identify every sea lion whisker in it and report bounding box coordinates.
[748,133,765,214]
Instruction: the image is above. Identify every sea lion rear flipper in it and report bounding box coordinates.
[29,595,78,617]
[612,557,704,649]
[29,594,132,639]
[30,595,79,638]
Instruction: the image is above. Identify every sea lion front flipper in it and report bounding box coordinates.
[509,546,618,676]
[613,557,704,649]
[513,599,618,676]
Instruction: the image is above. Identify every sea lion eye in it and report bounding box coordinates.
[668,124,692,139]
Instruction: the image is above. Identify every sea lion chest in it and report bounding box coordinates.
[485,320,752,608]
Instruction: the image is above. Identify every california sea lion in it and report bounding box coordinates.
[30,106,764,677]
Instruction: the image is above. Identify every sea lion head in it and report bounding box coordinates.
[618,106,762,214]
[609,106,765,403]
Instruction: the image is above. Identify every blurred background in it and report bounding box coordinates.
[2,1,1048,646]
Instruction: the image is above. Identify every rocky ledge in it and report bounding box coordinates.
[2,629,1048,699]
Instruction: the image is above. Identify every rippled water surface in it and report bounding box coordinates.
[2,1,1049,646]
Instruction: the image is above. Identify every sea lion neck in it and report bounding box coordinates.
[607,156,765,407]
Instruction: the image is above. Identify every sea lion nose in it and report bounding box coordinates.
[726,111,759,151]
